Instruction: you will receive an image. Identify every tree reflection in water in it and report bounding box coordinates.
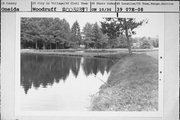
[21,54,117,94]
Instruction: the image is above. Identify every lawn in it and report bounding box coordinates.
[90,53,158,111]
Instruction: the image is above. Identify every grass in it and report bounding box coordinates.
[90,53,158,111]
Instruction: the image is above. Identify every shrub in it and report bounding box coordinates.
[141,40,151,49]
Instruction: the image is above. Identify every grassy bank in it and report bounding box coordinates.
[90,53,158,111]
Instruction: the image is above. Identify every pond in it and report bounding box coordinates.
[20,54,117,111]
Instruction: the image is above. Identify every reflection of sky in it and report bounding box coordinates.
[20,57,110,111]
[56,13,163,38]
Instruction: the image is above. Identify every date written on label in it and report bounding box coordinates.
[91,8,112,12]
[117,7,144,12]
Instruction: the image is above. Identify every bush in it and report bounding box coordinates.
[141,40,151,49]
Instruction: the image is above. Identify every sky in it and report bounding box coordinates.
[56,13,164,38]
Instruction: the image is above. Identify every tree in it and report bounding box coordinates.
[117,35,128,48]
[101,20,118,48]
[99,34,109,48]
[21,18,42,49]
[101,18,147,54]
[27,18,43,49]
[21,18,31,48]
[70,21,81,48]
[91,22,103,48]
[51,18,68,49]
[21,17,72,49]
[38,18,54,49]
[153,38,159,48]
[82,22,94,48]
[83,22,93,38]
[60,19,71,48]
[140,37,151,49]
[82,22,109,49]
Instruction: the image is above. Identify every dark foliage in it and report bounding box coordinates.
[101,18,147,54]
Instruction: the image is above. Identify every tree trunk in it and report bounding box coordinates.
[35,39,38,49]
[56,42,58,49]
[50,43,52,49]
[125,29,132,55]
[126,36,132,55]
[43,42,46,49]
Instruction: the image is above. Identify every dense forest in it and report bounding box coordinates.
[21,17,158,49]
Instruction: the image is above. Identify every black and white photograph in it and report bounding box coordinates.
[1,0,179,119]
[18,13,163,113]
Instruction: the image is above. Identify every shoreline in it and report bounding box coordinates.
[21,48,158,53]
[21,48,158,58]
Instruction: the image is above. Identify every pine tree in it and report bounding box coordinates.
[71,21,81,48]
[91,22,103,48]
[82,22,94,48]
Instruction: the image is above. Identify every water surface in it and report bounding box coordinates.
[20,54,117,111]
